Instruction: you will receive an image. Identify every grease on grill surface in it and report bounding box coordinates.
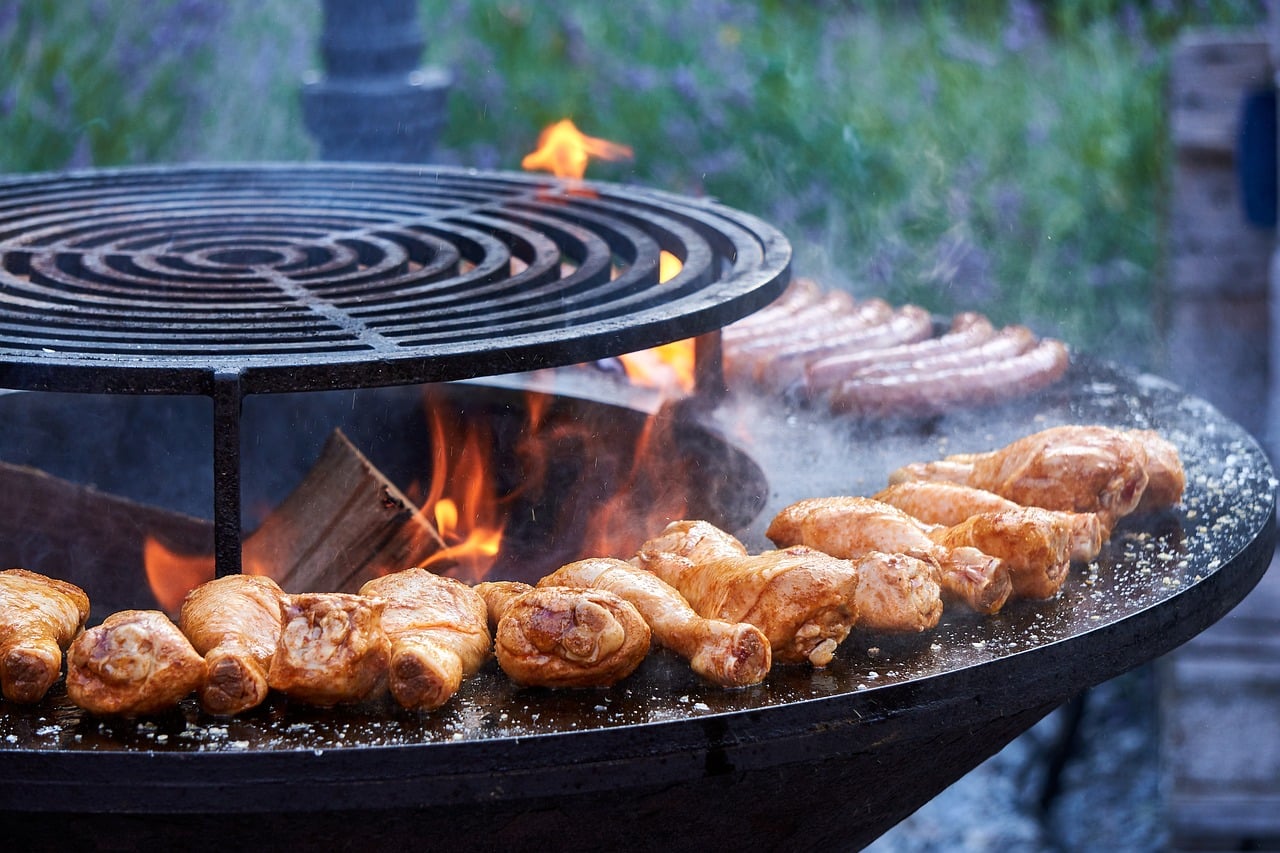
[0,361,1272,752]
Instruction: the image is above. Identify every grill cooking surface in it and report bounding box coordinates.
[0,360,1272,810]
[0,163,790,394]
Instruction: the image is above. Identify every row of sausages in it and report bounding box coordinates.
[722,278,1070,415]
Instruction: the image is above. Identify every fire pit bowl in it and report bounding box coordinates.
[0,358,1273,852]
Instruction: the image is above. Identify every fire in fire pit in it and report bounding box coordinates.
[126,381,768,613]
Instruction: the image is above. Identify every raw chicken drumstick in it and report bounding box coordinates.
[873,481,1106,564]
[888,425,1184,530]
[0,568,90,704]
[267,592,391,707]
[767,497,1012,614]
[359,568,491,711]
[66,609,205,716]
[179,574,285,716]
[476,580,651,688]
[637,520,940,640]
[540,558,771,687]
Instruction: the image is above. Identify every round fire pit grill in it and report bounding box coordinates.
[0,162,792,574]
[0,165,1275,851]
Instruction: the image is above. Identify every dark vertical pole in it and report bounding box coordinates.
[212,370,244,577]
[301,0,451,162]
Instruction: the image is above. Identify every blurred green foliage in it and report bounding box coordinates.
[0,1,220,171]
[0,0,1267,366]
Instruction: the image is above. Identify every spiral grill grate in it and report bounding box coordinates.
[0,163,791,394]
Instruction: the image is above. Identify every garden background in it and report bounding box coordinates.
[1,1,1267,369]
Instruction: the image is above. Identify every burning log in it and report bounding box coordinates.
[1,426,447,618]
[244,429,445,595]
[0,459,212,618]
[146,429,448,607]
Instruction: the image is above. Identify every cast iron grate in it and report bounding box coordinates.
[0,163,790,393]
[0,163,792,572]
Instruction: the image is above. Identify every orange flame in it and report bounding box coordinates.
[523,119,694,395]
[577,405,689,557]
[617,251,696,393]
[414,389,507,582]
[521,119,633,180]
[143,538,214,615]
[144,537,277,615]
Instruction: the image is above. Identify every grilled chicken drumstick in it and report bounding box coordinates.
[848,550,945,633]
[267,592,391,707]
[358,568,491,711]
[476,580,651,688]
[874,481,1106,564]
[179,574,285,716]
[66,609,205,716]
[0,568,90,704]
[1131,429,1187,513]
[635,520,860,665]
[540,558,771,688]
[927,508,1074,600]
[637,520,940,641]
[887,425,1184,530]
[767,497,1012,614]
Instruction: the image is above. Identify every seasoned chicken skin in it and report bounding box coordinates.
[848,550,943,634]
[0,568,90,704]
[767,497,1011,615]
[928,508,1073,600]
[888,425,1184,529]
[267,592,390,707]
[1131,429,1187,513]
[476,581,651,688]
[66,609,205,716]
[179,574,285,716]
[874,481,1106,564]
[634,520,859,666]
[541,558,771,688]
[359,568,490,710]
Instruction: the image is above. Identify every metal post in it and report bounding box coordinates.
[301,0,451,162]
[212,371,244,577]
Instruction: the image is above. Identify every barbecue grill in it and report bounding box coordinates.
[0,164,1273,851]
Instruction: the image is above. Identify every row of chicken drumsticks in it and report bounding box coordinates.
[0,425,1184,718]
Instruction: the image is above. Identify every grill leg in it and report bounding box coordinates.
[212,371,244,577]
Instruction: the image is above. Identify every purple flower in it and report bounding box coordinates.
[1003,0,1045,53]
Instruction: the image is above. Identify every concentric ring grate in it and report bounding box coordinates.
[0,163,791,395]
